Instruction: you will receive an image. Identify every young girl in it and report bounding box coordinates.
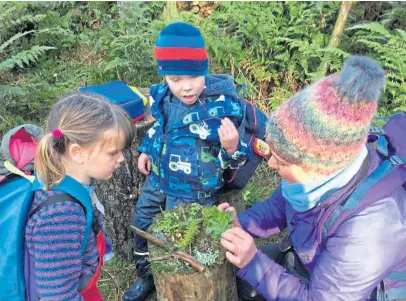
[25,92,134,301]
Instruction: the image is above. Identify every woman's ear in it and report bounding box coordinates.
[68,143,86,164]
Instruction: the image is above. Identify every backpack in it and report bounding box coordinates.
[320,112,406,301]
[222,84,269,191]
[79,81,148,122]
[0,125,93,301]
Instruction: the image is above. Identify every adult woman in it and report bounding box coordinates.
[220,56,406,301]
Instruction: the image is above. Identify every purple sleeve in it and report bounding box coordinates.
[237,196,401,301]
[238,185,287,238]
[29,202,86,301]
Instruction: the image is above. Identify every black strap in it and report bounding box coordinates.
[28,193,86,219]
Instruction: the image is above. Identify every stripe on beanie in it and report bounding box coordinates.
[154,47,207,61]
[155,35,205,48]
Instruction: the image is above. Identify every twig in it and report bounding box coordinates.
[129,226,205,272]
[130,226,168,249]
[149,250,205,272]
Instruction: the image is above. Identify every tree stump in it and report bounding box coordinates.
[94,88,245,260]
[154,262,238,301]
[219,188,245,214]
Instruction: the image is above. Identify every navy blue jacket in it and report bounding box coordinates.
[139,75,249,199]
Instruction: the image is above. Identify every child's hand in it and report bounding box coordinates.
[138,153,151,175]
[218,118,239,154]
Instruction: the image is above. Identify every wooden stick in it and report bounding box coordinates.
[130,226,169,249]
[149,250,205,272]
[129,226,206,272]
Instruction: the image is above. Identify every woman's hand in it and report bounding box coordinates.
[138,153,151,175]
[218,202,241,228]
[218,118,239,154]
[221,227,257,268]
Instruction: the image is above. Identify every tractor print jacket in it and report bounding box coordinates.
[139,74,249,200]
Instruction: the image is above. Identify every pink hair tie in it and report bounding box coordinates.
[51,129,63,140]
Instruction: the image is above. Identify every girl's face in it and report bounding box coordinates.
[81,128,126,182]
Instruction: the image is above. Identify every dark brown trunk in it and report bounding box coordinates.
[154,262,238,301]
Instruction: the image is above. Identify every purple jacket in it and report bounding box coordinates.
[237,148,406,300]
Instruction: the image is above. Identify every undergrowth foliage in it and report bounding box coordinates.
[1,2,405,299]
[346,22,406,114]
[1,1,405,138]
[148,203,233,274]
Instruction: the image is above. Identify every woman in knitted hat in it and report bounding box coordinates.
[220,56,406,300]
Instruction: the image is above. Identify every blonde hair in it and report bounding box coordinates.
[35,92,135,189]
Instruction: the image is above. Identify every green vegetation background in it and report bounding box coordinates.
[1,2,405,299]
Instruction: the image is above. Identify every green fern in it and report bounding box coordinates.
[0,45,56,71]
[0,85,25,98]
[197,1,341,109]
[346,21,406,114]
[0,30,35,52]
[176,219,201,251]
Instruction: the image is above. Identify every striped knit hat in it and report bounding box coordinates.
[266,56,385,174]
[154,22,208,76]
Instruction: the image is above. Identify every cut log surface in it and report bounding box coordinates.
[154,262,238,301]
[95,88,245,260]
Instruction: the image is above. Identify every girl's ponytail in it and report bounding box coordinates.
[35,132,66,190]
[34,92,134,189]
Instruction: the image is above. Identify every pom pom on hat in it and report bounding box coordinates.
[266,55,385,174]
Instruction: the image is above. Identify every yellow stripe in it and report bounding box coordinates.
[4,160,35,183]
[129,86,148,106]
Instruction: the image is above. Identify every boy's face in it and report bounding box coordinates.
[165,75,205,105]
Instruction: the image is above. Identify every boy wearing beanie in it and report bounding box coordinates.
[219,56,406,300]
[124,22,249,301]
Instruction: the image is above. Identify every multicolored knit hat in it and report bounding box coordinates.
[154,22,208,76]
[266,56,385,174]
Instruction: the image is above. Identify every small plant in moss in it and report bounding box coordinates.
[148,203,234,274]
[202,205,235,239]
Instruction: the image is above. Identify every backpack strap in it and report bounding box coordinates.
[224,98,249,185]
[321,153,371,240]
[28,192,89,255]
[235,83,247,99]
[3,160,35,183]
[322,155,406,300]
[322,157,405,241]
[28,193,86,219]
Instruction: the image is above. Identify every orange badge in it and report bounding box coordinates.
[254,138,271,158]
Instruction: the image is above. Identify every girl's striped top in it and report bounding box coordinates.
[25,190,99,301]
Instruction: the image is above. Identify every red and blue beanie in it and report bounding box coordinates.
[154,22,209,76]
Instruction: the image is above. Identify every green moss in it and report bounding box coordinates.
[148,203,231,274]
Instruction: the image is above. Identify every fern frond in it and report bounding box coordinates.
[10,14,47,27]
[0,45,56,72]
[0,30,35,53]
[0,85,25,98]
[347,22,392,39]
